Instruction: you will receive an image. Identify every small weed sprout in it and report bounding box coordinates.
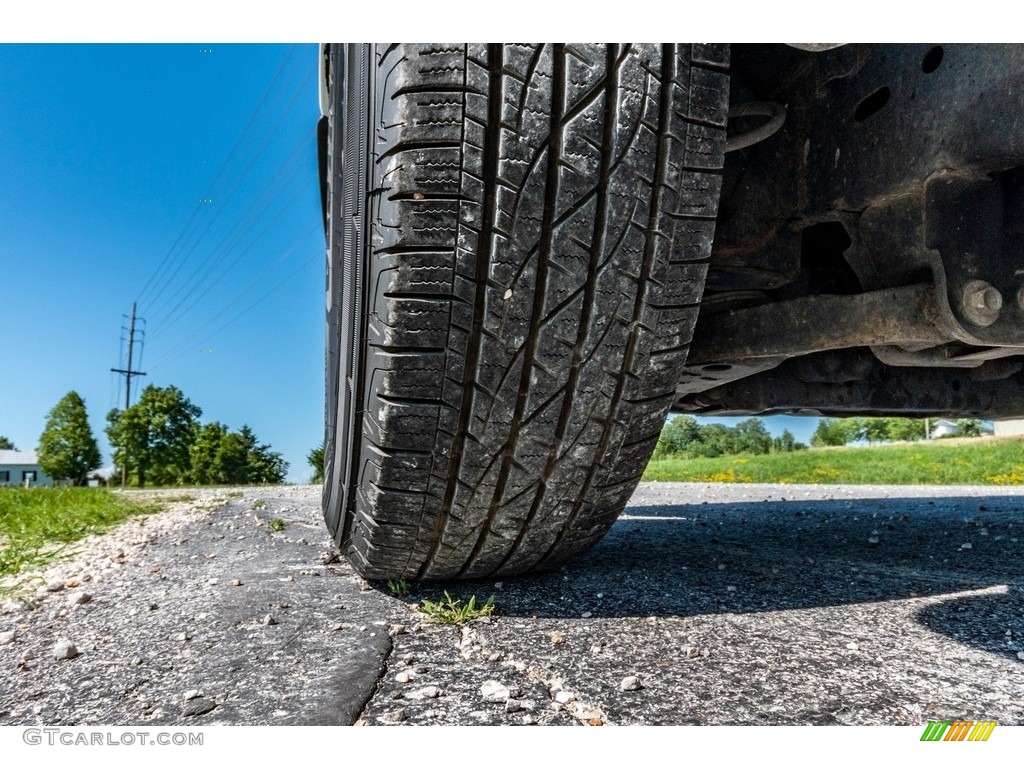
[252,499,267,510]
[419,591,495,625]
[387,578,410,597]
[268,518,286,532]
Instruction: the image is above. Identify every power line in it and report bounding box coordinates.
[146,133,315,335]
[110,303,147,488]
[143,65,316,324]
[148,234,319,372]
[136,44,302,310]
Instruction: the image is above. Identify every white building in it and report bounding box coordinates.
[0,450,53,487]
[993,419,1024,437]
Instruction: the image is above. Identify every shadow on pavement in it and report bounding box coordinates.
[391,493,1024,662]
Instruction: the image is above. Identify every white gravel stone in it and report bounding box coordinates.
[183,689,203,701]
[620,675,643,691]
[846,641,860,650]
[68,592,92,606]
[960,543,973,550]
[480,680,510,703]
[52,639,78,660]
[554,690,574,704]
[505,698,522,713]
[263,614,278,626]
[395,671,413,684]
[21,649,35,663]
[0,630,15,645]
[379,708,406,723]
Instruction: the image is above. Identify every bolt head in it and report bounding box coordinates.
[961,280,1002,327]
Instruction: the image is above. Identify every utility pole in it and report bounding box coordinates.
[111,303,146,488]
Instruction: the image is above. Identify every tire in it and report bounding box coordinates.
[323,43,728,579]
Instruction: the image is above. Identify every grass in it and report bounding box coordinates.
[0,488,161,579]
[387,578,410,597]
[419,591,495,625]
[267,518,286,532]
[643,436,1024,485]
[252,499,267,510]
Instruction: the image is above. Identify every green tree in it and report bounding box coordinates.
[691,423,735,458]
[106,385,201,487]
[955,418,984,437]
[0,436,16,450]
[190,422,228,484]
[37,391,102,485]
[239,425,288,484]
[308,441,325,484]
[810,418,856,447]
[772,429,802,453]
[732,418,772,455]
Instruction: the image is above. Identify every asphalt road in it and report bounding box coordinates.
[1,482,1022,726]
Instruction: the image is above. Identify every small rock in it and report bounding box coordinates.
[395,671,413,684]
[64,579,81,588]
[380,708,406,723]
[846,641,860,650]
[263,614,278,626]
[505,698,522,713]
[149,602,159,611]
[175,632,190,642]
[69,592,92,606]
[867,536,880,545]
[0,630,15,645]
[183,689,203,701]
[487,651,502,662]
[21,649,35,663]
[960,543,973,550]
[581,611,592,618]
[550,631,566,645]
[207,578,219,586]
[554,690,574,704]
[390,624,406,636]
[480,680,510,703]
[620,675,642,691]
[682,645,701,659]
[44,582,64,593]
[409,686,441,700]
[402,653,417,665]
[726,586,737,592]
[1017,651,1024,661]
[131,656,143,666]
[52,639,78,660]
[331,622,344,632]
[521,714,536,725]
[182,698,216,717]
[231,579,243,586]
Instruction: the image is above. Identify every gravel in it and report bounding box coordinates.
[1,481,1022,726]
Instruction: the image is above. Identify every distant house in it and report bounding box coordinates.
[0,450,53,487]
[87,466,117,487]
[994,419,1024,437]
[930,419,960,439]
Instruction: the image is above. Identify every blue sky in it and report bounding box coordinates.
[0,44,323,482]
[0,43,828,485]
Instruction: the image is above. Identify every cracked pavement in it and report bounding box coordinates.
[1,482,1022,726]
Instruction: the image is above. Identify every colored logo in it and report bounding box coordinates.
[921,720,997,741]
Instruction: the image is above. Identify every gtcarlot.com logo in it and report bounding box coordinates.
[23,728,203,747]
[921,720,997,742]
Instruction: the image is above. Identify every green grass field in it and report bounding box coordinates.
[643,437,1024,485]
[0,488,161,579]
